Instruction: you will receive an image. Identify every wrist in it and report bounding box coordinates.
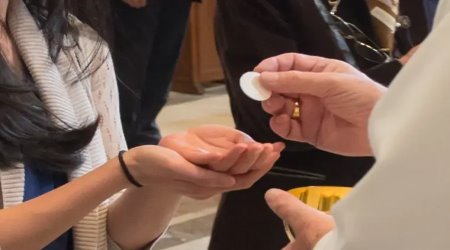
[120,149,144,188]
[397,57,408,65]
[103,156,135,190]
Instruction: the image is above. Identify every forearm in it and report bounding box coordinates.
[108,185,181,250]
[0,158,129,249]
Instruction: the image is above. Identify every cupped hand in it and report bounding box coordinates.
[255,53,386,156]
[265,189,335,250]
[126,145,238,200]
[160,125,285,175]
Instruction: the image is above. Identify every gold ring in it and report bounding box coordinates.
[291,100,301,119]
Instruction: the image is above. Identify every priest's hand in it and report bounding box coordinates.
[160,125,284,189]
[265,189,335,250]
[399,45,420,65]
[256,53,386,156]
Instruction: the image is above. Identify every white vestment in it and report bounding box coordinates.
[314,1,450,249]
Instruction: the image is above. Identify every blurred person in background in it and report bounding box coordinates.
[112,0,199,147]
[209,0,439,249]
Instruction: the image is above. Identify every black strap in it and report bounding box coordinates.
[118,150,143,188]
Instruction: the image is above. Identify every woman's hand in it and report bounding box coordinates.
[265,189,335,250]
[158,125,284,193]
[126,145,237,200]
[160,125,285,175]
[256,53,386,156]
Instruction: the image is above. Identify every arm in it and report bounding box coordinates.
[0,158,130,249]
[312,15,450,250]
[107,165,180,250]
[0,143,248,250]
[107,183,180,250]
[87,45,189,249]
[0,144,248,249]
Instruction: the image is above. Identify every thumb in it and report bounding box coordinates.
[265,189,335,249]
[265,189,311,232]
[260,71,338,98]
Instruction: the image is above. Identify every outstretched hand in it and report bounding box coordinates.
[160,125,284,190]
[256,53,386,156]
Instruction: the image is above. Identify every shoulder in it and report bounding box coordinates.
[65,15,116,91]
[68,15,111,68]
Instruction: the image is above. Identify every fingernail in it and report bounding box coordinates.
[265,188,283,202]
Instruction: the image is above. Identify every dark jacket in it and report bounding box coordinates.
[336,0,437,83]
[215,0,434,156]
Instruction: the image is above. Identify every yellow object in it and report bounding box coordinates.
[284,186,352,241]
[288,186,351,211]
[291,101,301,119]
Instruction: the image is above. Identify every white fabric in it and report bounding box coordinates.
[0,1,132,249]
[314,1,450,249]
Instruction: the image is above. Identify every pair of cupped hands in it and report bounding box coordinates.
[126,125,285,200]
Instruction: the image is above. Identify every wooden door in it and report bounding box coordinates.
[172,0,224,94]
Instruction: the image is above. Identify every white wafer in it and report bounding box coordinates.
[240,72,272,101]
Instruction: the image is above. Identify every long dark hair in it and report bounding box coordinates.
[0,0,112,172]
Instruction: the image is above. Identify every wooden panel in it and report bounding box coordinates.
[172,0,224,94]
[195,0,223,81]
[171,27,204,94]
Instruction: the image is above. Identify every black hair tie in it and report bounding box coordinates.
[118,150,143,188]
